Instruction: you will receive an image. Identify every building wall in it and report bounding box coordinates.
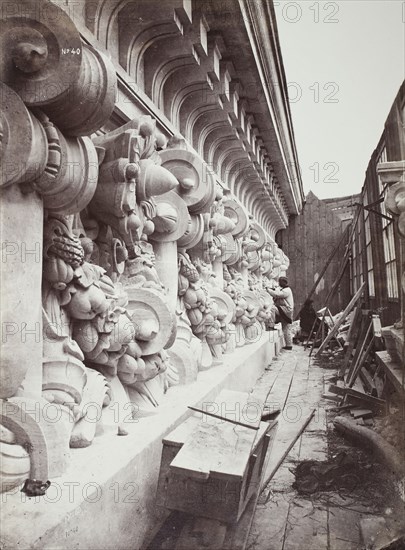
[278,191,353,316]
[323,194,361,226]
[350,81,404,327]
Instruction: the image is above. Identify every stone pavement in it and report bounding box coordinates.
[246,344,402,550]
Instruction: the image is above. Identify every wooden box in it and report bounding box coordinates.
[156,391,277,524]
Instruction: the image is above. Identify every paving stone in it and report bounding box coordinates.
[247,492,291,550]
[298,431,328,461]
[268,463,296,492]
[283,498,328,550]
[264,431,301,480]
[306,406,327,431]
[359,516,393,549]
[328,506,362,550]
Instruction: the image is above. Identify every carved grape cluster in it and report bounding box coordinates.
[48,234,84,268]
[180,262,199,283]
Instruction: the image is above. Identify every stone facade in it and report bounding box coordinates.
[0,0,303,545]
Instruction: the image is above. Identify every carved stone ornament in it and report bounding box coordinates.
[377,161,405,236]
[377,160,405,296]
[126,287,176,355]
[223,197,250,238]
[0,0,117,136]
[150,190,190,242]
[0,83,47,187]
[0,0,82,105]
[0,0,294,499]
[159,148,216,214]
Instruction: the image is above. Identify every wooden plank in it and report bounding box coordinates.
[282,498,328,550]
[345,305,362,344]
[322,393,342,402]
[309,307,329,355]
[315,282,365,356]
[348,334,374,388]
[351,374,365,394]
[187,406,259,431]
[263,359,298,411]
[359,367,377,396]
[328,383,346,396]
[345,313,369,379]
[328,506,363,549]
[170,418,257,481]
[350,409,373,419]
[346,323,373,386]
[343,388,386,414]
[323,206,361,308]
[163,415,200,447]
[339,305,363,376]
[222,423,278,550]
[209,422,268,480]
[329,404,353,413]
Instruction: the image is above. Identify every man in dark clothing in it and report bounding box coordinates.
[299,299,320,338]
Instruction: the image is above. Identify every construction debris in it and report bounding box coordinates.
[292,451,372,495]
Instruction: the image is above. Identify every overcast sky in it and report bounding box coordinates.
[274,0,405,200]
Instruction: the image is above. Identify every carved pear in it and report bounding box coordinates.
[43,257,74,288]
[187,308,203,326]
[108,314,135,350]
[125,341,143,359]
[117,355,146,386]
[184,287,199,308]
[117,354,138,385]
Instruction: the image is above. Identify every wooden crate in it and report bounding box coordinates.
[156,391,277,525]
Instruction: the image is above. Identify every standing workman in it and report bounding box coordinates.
[268,276,294,350]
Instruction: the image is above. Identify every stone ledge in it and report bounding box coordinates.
[0,331,280,550]
[381,325,404,363]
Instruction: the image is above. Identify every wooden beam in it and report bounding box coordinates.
[343,388,386,414]
[315,282,365,356]
[187,406,260,431]
[347,333,374,387]
[338,305,363,376]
